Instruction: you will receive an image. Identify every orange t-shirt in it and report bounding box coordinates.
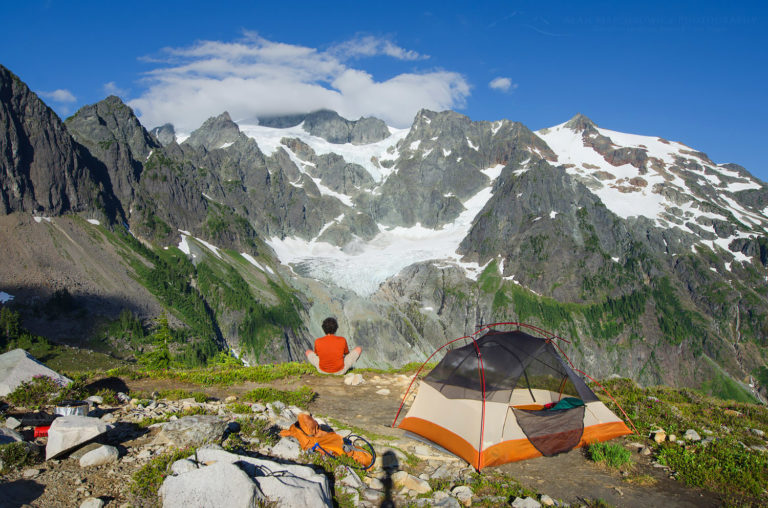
[314,334,349,373]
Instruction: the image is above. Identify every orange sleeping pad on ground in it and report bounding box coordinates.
[280,413,374,468]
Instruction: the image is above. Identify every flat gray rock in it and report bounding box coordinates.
[153,415,228,448]
[269,436,302,460]
[160,461,261,508]
[46,415,110,460]
[194,446,332,507]
[79,444,119,467]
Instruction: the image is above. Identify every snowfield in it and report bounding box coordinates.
[266,164,505,296]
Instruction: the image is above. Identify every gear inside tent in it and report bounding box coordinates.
[393,326,632,469]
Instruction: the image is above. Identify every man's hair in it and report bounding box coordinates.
[322,317,338,335]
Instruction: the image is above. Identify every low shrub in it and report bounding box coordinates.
[130,447,195,504]
[0,442,38,473]
[656,438,768,505]
[6,374,85,408]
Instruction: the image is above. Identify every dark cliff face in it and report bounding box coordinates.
[66,95,161,207]
[0,65,108,216]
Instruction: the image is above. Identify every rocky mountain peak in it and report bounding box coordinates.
[302,109,389,145]
[150,123,177,146]
[66,95,160,161]
[185,111,242,150]
[564,113,597,131]
[0,64,105,215]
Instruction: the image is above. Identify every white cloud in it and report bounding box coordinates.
[330,35,428,61]
[129,33,470,132]
[489,77,516,92]
[39,89,76,102]
[103,81,128,96]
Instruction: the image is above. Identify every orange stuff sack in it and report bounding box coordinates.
[280,413,373,468]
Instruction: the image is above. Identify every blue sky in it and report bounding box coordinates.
[2,1,766,180]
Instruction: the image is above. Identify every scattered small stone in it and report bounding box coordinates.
[22,468,40,478]
[683,429,701,442]
[702,429,713,435]
[86,395,103,405]
[376,388,391,396]
[363,488,382,501]
[669,434,677,442]
[366,477,384,490]
[251,403,266,413]
[4,416,21,429]
[749,445,768,453]
[452,485,473,506]
[751,428,765,438]
[651,429,666,443]
[392,471,431,494]
[625,442,644,450]
[640,446,652,456]
[512,496,542,508]
[539,494,555,506]
[344,373,364,386]
[269,436,302,460]
[80,445,119,467]
[79,497,104,508]
[224,395,238,403]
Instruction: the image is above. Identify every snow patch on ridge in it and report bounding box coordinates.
[0,291,14,304]
[239,121,409,182]
[241,252,274,274]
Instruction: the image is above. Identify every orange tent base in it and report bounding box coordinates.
[399,416,631,469]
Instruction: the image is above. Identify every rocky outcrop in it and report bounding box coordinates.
[184,112,242,150]
[150,123,176,146]
[259,109,390,145]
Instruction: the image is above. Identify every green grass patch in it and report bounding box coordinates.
[587,442,632,468]
[236,417,279,446]
[128,362,315,386]
[156,389,209,402]
[241,386,315,408]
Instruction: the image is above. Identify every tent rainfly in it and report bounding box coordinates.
[394,326,632,469]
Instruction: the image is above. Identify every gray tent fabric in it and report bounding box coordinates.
[0,349,71,396]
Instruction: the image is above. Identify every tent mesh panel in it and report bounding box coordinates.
[512,406,586,456]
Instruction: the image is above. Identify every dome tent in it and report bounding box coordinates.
[393,324,632,469]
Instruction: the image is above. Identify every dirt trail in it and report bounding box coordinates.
[128,372,721,507]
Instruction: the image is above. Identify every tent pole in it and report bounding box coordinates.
[470,335,487,470]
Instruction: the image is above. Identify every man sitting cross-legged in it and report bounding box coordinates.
[305,317,362,375]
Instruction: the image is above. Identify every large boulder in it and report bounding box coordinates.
[194,446,332,507]
[153,415,228,448]
[0,349,71,396]
[46,416,110,459]
[159,461,261,508]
